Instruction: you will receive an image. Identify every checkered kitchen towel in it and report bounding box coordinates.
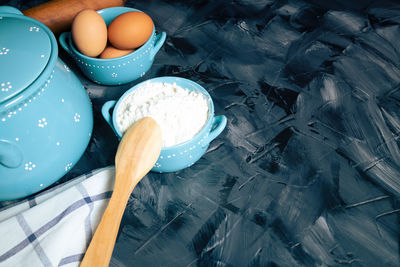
[0,166,115,267]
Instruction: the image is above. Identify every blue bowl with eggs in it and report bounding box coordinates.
[102,76,227,173]
[59,7,166,85]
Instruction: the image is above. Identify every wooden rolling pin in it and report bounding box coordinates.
[22,0,126,35]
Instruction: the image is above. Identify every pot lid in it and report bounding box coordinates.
[0,13,51,104]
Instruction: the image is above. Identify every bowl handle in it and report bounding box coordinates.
[150,32,166,60]
[0,140,23,168]
[202,115,227,148]
[59,32,73,56]
[101,100,121,138]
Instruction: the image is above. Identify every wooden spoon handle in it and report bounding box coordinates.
[79,184,129,267]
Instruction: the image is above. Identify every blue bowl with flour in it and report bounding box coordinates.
[59,7,166,85]
[102,76,227,172]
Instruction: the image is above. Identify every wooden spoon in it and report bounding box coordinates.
[80,117,162,267]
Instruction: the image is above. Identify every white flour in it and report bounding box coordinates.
[116,82,209,147]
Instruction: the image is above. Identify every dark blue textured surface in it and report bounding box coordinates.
[3,0,400,266]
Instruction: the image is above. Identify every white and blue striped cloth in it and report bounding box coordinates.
[0,167,115,267]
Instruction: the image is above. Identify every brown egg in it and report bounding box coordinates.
[99,45,134,59]
[108,11,153,50]
[72,9,107,57]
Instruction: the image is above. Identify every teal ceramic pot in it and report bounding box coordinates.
[0,6,93,201]
[59,7,166,85]
[102,76,227,173]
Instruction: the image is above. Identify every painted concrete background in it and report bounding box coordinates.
[2,0,400,266]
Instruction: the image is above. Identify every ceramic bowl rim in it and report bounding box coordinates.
[111,76,215,151]
[67,7,156,62]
